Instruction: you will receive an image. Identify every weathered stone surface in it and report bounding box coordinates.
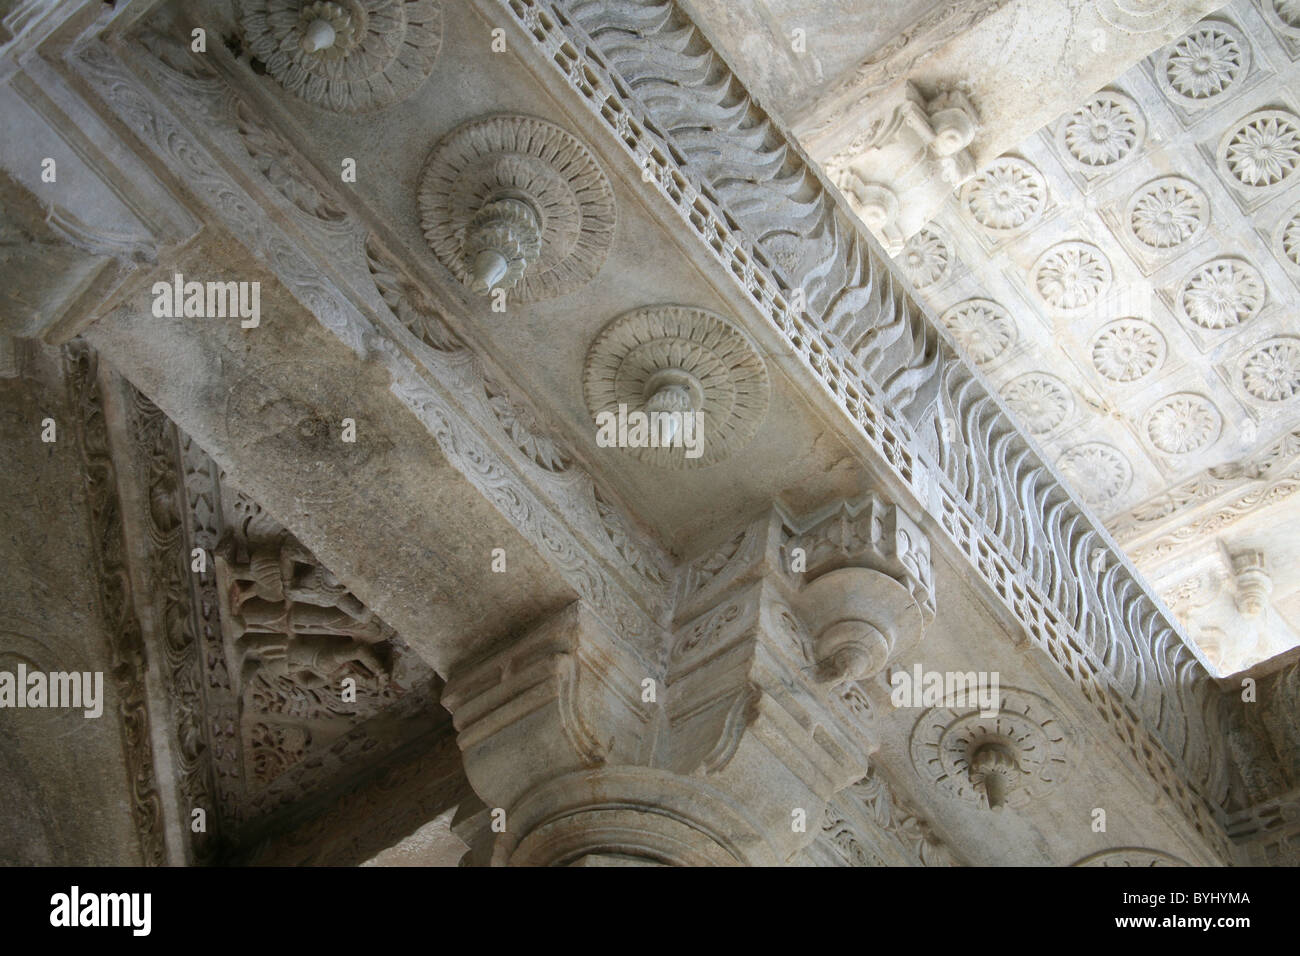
[3,0,1298,869]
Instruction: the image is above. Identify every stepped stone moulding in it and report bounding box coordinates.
[1241,337,1300,402]
[938,298,1015,364]
[583,306,770,469]
[1156,20,1249,105]
[1032,241,1113,310]
[1000,372,1074,435]
[961,157,1047,232]
[897,226,951,289]
[1057,442,1132,508]
[909,688,1073,811]
[1143,392,1222,454]
[418,114,615,301]
[1179,257,1264,329]
[1058,90,1146,169]
[1092,318,1165,382]
[1218,109,1300,189]
[1262,0,1300,37]
[1127,176,1209,249]
[240,0,443,112]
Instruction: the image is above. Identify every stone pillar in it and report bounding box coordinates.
[442,495,934,866]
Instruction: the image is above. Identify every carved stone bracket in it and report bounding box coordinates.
[830,82,978,253]
[442,495,933,865]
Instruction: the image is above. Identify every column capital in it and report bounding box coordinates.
[443,495,936,865]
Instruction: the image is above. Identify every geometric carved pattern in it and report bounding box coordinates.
[582,305,771,468]
[909,687,1073,811]
[418,114,616,302]
[240,0,444,112]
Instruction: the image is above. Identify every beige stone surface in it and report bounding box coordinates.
[1,0,1297,869]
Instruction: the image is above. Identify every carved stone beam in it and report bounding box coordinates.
[441,495,932,866]
[443,595,872,865]
[830,82,977,256]
[230,729,474,866]
[811,0,1225,246]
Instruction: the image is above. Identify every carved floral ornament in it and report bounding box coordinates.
[582,306,770,469]
[1262,0,1300,38]
[897,225,951,288]
[1032,241,1112,310]
[1278,204,1300,271]
[938,298,1015,364]
[1156,20,1249,106]
[1059,90,1145,169]
[1218,109,1300,189]
[908,688,1073,811]
[1241,337,1300,402]
[240,0,444,112]
[1000,372,1074,435]
[961,157,1047,232]
[1092,318,1165,382]
[418,115,615,302]
[1179,257,1264,330]
[1143,392,1222,455]
[1127,176,1209,250]
[1057,442,1132,508]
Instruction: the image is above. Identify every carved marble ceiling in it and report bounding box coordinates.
[894,0,1300,673]
[681,0,1300,674]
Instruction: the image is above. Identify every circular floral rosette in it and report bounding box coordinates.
[1218,110,1300,189]
[1156,21,1248,106]
[241,0,443,112]
[1059,90,1145,169]
[418,115,616,303]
